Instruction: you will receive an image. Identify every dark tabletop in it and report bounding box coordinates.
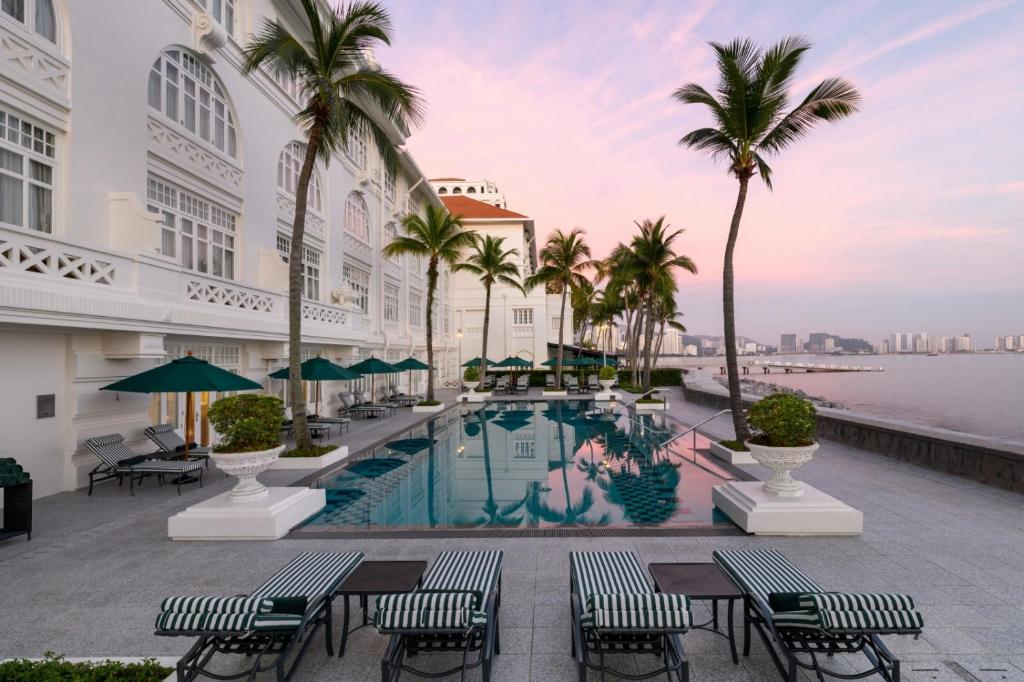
[337,560,427,595]
[648,563,742,599]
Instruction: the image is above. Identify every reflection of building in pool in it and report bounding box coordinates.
[451,403,569,524]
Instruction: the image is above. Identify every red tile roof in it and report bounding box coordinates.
[440,195,528,220]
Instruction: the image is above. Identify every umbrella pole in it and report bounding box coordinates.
[183,391,193,461]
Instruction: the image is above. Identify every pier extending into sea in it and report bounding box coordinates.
[747,360,883,373]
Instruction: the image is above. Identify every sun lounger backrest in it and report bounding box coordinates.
[146,424,184,451]
[570,551,651,600]
[713,549,821,606]
[251,551,363,602]
[339,393,354,408]
[85,434,142,468]
[421,550,503,608]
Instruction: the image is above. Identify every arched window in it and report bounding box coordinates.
[343,125,367,168]
[1,0,56,43]
[467,187,476,194]
[437,187,447,195]
[344,192,368,241]
[277,142,321,214]
[148,48,238,158]
[452,187,462,194]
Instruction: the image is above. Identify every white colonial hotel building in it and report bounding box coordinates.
[0,0,569,501]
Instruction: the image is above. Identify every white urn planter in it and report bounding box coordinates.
[210,445,285,501]
[599,379,616,391]
[744,440,819,497]
[463,381,480,392]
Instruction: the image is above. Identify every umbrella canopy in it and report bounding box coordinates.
[494,356,532,368]
[570,357,602,367]
[101,355,261,393]
[462,357,497,368]
[348,357,400,374]
[393,357,429,371]
[269,357,362,381]
[540,357,559,367]
[384,437,436,454]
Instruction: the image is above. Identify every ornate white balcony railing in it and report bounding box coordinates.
[302,299,347,325]
[183,275,275,313]
[0,226,122,287]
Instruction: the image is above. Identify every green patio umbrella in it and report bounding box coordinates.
[463,357,498,368]
[494,355,533,383]
[269,357,362,417]
[101,354,261,458]
[347,357,400,403]
[393,357,429,396]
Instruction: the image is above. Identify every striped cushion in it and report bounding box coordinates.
[421,551,503,608]
[570,551,652,601]
[147,424,186,451]
[772,608,923,632]
[160,596,273,614]
[375,592,487,631]
[127,459,204,474]
[156,611,301,633]
[807,593,915,612]
[713,549,820,605]
[251,551,363,601]
[581,593,691,630]
[85,434,151,468]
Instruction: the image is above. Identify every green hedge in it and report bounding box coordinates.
[486,367,682,388]
[0,654,172,681]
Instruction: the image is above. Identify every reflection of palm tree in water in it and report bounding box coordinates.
[427,419,437,528]
[473,407,524,527]
[527,402,610,527]
[598,439,682,525]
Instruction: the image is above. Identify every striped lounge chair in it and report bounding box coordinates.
[714,549,923,682]
[376,550,503,682]
[156,551,363,682]
[144,424,211,468]
[570,551,691,682]
[84,434,204,496]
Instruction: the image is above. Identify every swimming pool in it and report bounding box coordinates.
[300,400,737,531]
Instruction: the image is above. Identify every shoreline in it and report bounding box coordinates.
[712,375,848,410]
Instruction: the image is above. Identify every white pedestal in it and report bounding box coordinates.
[635,402,669,411]
[458,393,487,403]
[542,390,568,397]
[270,445,348,470]
[595,391,621,401]
[709,441,756,465]
[712,481,863,535]
[168,487,326,540]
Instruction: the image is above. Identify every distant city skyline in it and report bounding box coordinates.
[380,0,1023,345]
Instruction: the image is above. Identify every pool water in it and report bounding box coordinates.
[301,400,736,531]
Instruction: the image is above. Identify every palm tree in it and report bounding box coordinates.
[525,229,592,388]
[674,36,859,440]
[243,0,423,448]
[652,296,687,367]
[472,407,525,527]
[571,279,597,346]
[383,204,475,401]
[629,218,697,391]
[451,235,525,384]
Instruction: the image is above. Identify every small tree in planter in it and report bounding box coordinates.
[598,365,617,390]
[208,394,284,501]
[745,393,818,497]
[463,366,480,392]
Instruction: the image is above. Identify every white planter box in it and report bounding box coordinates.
[169,487,326,540]
[709,440,756,465]
[459,392,487,403]
[542,390,568,397]
[634,401,669,411]
[712,481,862,535]
[270,445,349,470]
[413,402,446,413]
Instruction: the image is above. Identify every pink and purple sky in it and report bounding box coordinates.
[377,0,1023,346]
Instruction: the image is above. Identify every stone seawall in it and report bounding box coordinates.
[682,381,1024,494]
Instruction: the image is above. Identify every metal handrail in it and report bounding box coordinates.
[618,389,663,409]
[659,409,733,451]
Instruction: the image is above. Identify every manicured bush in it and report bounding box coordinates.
[636,397,665,404]
[747,393,817,447]
[208,394,283,453]
[462,366,480,382]
[618,382,641,394]
[615,368,682,386]
[0,653,172,681]
[718,439,749,452]
[599,366,617,381]
[281,445,335,458]
[418,399,441,406]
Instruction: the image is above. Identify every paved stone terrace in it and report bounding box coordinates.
[1,388,1023,681]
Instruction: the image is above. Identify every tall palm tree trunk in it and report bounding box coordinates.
[641,293,657,391]
[425,259,438,402]
[479,283,491,385]
[653,318,665,368]
[556,286,567,388]
[288,126,322,450]
[724,176,752,441]
[631,310,644,384]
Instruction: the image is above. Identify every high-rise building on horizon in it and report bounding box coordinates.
[780,333,798,353]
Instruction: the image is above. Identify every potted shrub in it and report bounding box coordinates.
[598,365,617,391]
[462,366,480,392]
[208,394,284,501]
[745,393,819,497]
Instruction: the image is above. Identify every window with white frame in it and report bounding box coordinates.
[148,48,237,158]
[271,70,301,103]
[0,108,55,233]
[552,316,562,331]
[512,308,534,326]
[384,167,396,200]
[444,304,451,334]
[196,0,234,33]
[383,281,400,323]
[277,142,321,213]
[409,291,422,326]
[147,175,236,278]
[276,232,321,300]
[342,261,370,314]
[343,124,367,168]
[383,222,398,262]
[344,192,368,241]
[1,0,57,43]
